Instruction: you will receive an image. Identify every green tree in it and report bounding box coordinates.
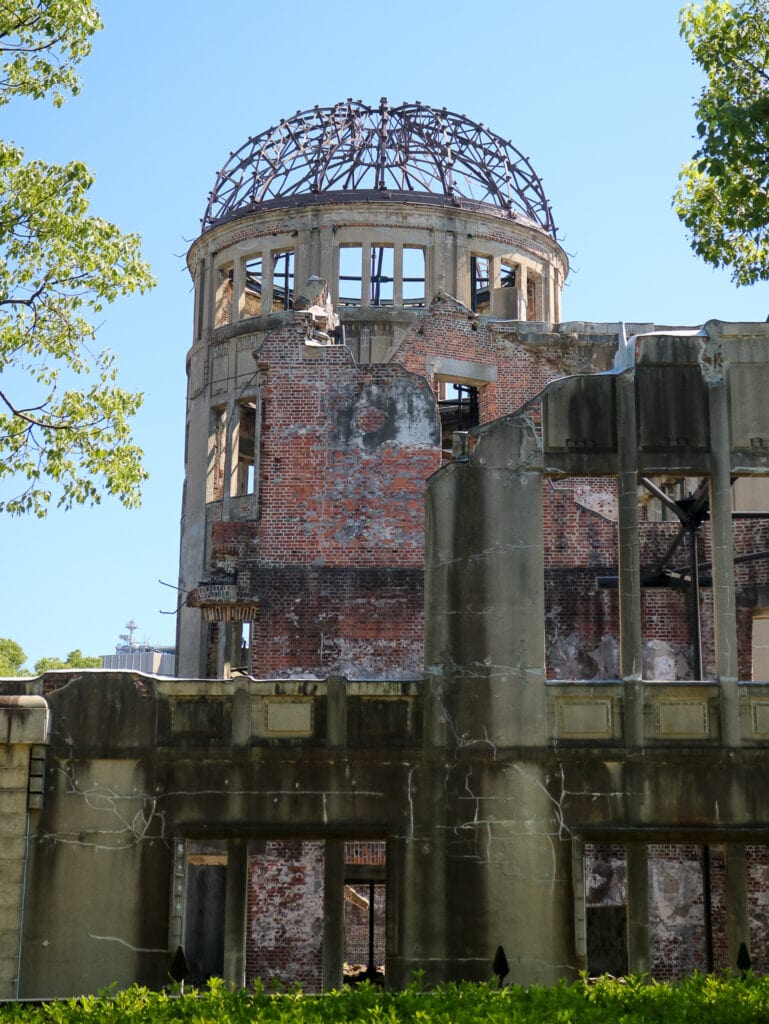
[674,0,769,285]
[0,636,27,675]
[34,648,101,674]
[0,1,154,516]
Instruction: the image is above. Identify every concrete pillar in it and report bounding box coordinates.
[307,226,321,280]
[393,245,403,307]
[725,843,750,973]
[709,380,741,746]
[424,416,547,748]
[541,264,553,324]
[321,229,336,303]
[435,229,457,298]
[455,234,470,307]
[625,843,650,975]
[322,840,345,991]
[419,417,579,985]
[516,263,528,320]
[216,624,230,680]
[616,371,644,746]
[203,253,216,336]
[261,250,274,315]
[222,838,248,987]
[361,243,371,308]
[326,676,347,750]
[553,267,563,324]
[293,231,309,294]
[389,761,448,987]
[571,841,588,971]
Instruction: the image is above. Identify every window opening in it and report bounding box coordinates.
[500,258,516,288]
[339,245,363,306]
[438,382,479,453]
[272,250,294,311]
[526,274,537,320]
[370,245,394,306]
[183,840,227,986]
[402,246,426,308]
[470,255,490,313]
[585,842,628,977]
[214,265,233,327]
[344,841,385,985]
[208,406,226,502]
[236,403,256,495]
[243,255,263,317]
[231,621,253,675]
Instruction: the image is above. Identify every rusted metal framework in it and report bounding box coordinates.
[203,98,557,237]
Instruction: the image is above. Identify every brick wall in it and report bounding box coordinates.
[246,840,324,992]
[208,320,440,678]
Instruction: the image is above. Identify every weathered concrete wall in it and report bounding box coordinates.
[0,697,48,998]
[14,655,769,996]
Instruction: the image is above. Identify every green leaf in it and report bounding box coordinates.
[674,0,769,285]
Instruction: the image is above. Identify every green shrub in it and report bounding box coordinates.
[4,975,769,1024]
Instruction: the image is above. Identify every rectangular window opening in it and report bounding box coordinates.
[500,258,516,288]
[339,245,363,306]
[243,255,263,318]
[585,842,628,977]
[402,246,426,308]
[214,265,233,328]
[344,841,386,984]
[438,381,480,453]
[470,255,491,313]
[184,839,228,986]
[236,402,257,496]
[272,250,294,311]
[370,245,394,306]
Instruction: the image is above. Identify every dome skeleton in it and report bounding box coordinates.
[203,98,557,237]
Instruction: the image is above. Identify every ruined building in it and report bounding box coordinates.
[3,99,769,997]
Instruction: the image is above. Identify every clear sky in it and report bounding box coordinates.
[1,0,766,670]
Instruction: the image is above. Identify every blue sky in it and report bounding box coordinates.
[1,0,767,669]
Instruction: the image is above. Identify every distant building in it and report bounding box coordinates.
[101,619,175,676]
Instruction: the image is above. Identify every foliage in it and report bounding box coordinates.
[674,0,769,285]
[5,976,769,1024]
[0,1,102,108]
[0,635,27,675]
[34,648,101,673]
[0,0,154,516]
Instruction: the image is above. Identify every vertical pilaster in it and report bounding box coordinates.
[361,243,371,307]
[516,263,528,320]
[626,843,650,975]
[617,371,644,746]
[393,245,403,307]
[323,230,336,303]
[709,378,741,746]
[223,838,248,987]
[455,234,470,307]
[326,676,347,750]
[261,250,274,315]
[322,840,345,991]
[726,843,750,973]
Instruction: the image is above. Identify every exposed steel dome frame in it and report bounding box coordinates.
[203,98,557,237]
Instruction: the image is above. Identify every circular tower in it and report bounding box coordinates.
[177,98,567,678]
